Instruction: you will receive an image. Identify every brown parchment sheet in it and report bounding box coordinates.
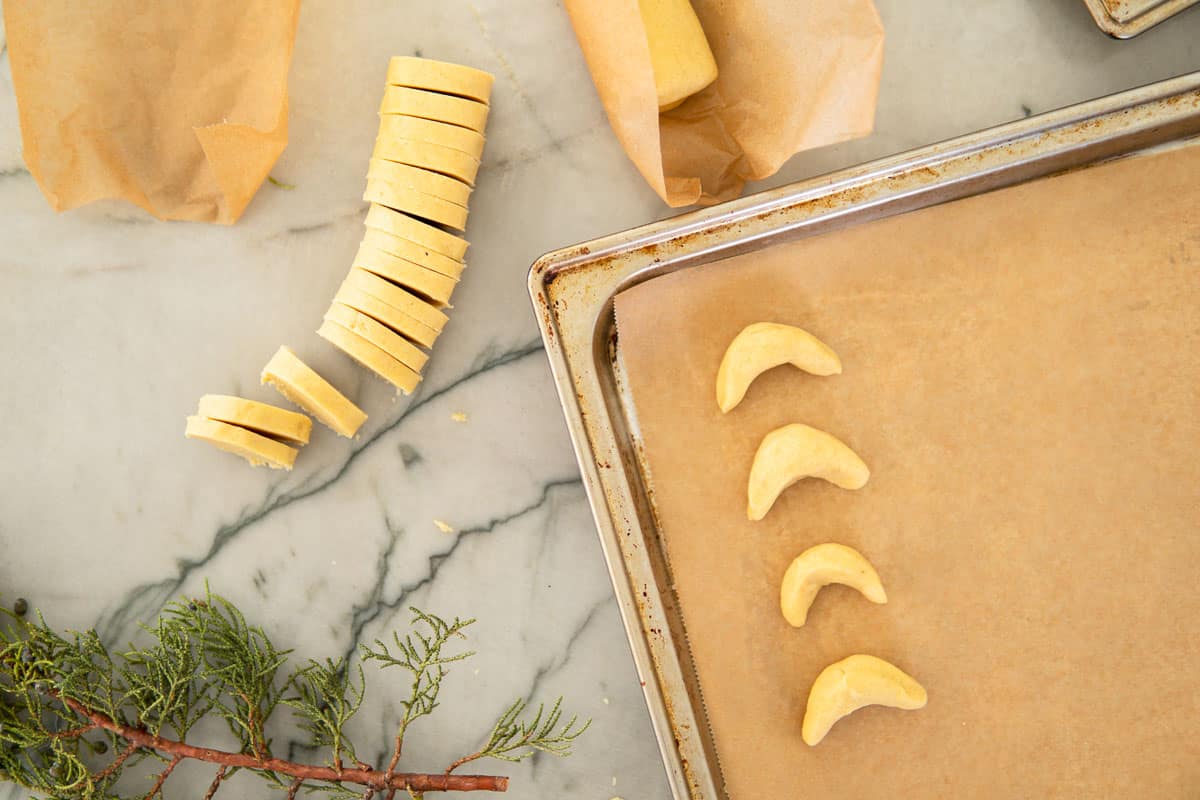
[3,0,301,224]
[613,144,1200,798]
[563,0,884,207]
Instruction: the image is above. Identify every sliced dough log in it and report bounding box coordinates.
[261,346,366,438]
[364,178,468,231]
[342,266,448,333]
[365,203,468,260]
[197,394,312,445]
[335,281,442,350]
[318,319,421,395]
[361,226,464,280]
[386,56,494,103]
[353,242,459,306]
[367,158,471,207]
[373,137,480,186]
[324,302,429,373]
[185,416,298,470]
[380,86,489,132]
[378,115,485,159]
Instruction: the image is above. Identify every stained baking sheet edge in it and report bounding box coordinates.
[529,72,1200,800]
[1081,0,1199,37]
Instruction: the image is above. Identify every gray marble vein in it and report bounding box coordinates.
[1,2,1198,799]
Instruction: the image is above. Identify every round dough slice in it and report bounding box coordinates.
[367,158,471,207]
[260,346,366,439]
[318,319,421,395]
[372,137,479,186]
[342,266,448,332]
[197,394,312,445]
[364,203,468,261]
[353,242,459,305]
[324,302,429,373]
[185,416,298,470]
[334,283,441,350]
[361,227,464,280]
[380,86,489,132]
[386,56,494,104]
[377,115,485,159]
[364,178,468,231]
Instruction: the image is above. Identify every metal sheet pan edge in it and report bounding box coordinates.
[528,72,1200,800]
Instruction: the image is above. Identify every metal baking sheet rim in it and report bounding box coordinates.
[529,73,1200,800]
[1082,0,1199,37]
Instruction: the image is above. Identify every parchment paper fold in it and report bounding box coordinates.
[564,0,884,206]
[4,0,301,224]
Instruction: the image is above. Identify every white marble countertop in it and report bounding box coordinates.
[0,2,1196,798]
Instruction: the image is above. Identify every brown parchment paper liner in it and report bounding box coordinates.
[614,145,1200,798]
[563,0,884,207]
[3,0,301,224]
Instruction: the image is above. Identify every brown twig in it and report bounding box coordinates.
[202,765,228,800]
[47,724,97,740]
[61,697,508,793]
[445,750,483,775]
[93,741,139,783]
[287,777,304,800]
[146,756,183,799]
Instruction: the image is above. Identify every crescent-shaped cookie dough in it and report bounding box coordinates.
[716,322,842,413]
[802,654,927,746]
[261,346,366,439]
[386,56,494,104]
[780,543,886,627]
[364,203,469,261]
[378,115,485,160]
[196,394,312,445]
[379,86,490,132]
[185,416,298,470]
[318,320,421,395]
[352,242,459,306]
[363,178,468,231]
[747,424,869,521]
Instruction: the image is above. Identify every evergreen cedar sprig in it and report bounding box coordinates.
[0,589,589,799]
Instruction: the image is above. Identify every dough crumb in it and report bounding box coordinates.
[451,411,468,422]
[433,519,456,534]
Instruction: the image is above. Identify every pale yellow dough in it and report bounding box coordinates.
[378,115,485,160]
[342,266,448,332]
[638,0,719,110]
[802,654,927,746]
[318,319,421,395]
[361,227,465,280]
[716,322,842,413]
[334,283,442,350]
[324,302,429,373]
[386,56,494,104]
[365,203,469,261]
[367,158,472,208]
[185,416,298,470]
[261,346,366,439]
[747,424,869,521]
[379,86,490,132]
[363,178,468,231]
[352,242,459,306]
[372,137,480,186]
[780,543,886,627]
[196,394,312,445]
